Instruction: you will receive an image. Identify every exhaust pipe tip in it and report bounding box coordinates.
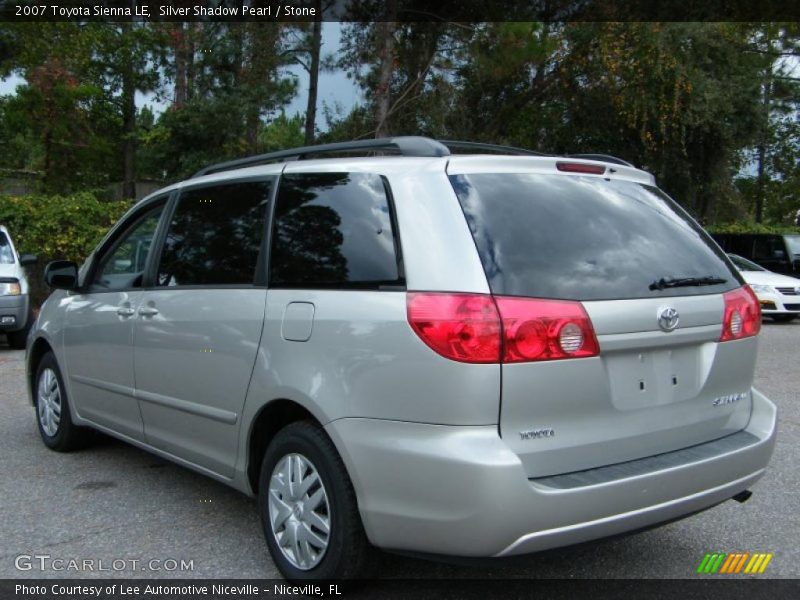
[733,490,753,504]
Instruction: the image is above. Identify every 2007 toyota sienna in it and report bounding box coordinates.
[26,137,777,580]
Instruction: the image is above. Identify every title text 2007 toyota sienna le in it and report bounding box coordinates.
[26,137,777,580]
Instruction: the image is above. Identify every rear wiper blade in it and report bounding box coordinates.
[649,276,727,291]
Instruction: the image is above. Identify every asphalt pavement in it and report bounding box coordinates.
[1,320,798,579]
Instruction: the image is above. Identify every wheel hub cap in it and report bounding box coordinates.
[37,368,61,437]
[268,452,331,570]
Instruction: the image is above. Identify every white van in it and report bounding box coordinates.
[0,224,37,348]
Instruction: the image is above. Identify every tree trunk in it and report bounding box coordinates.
[122,70,136,199]
[304,9,322,145]
[755,66,772,224]
[173,23,187,107]
[245,111,259,153]
[186,23,196,101]
[374,1,398,138]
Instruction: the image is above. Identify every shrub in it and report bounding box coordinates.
[0,193,133,306]
[707,221,800,235]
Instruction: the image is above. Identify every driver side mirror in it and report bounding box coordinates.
[44,260,79,290]
[19,254,38,266]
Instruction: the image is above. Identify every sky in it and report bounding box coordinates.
[0,23,362,131]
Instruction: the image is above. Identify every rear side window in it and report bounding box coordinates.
[156,181,271,286]
[0,232,13,264]
[269,172,403,289]
[449,173,740,301]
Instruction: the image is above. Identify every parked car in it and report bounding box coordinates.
[712,232,800,278]
[26,138,777,580]
[728,253,800,322]
[0,224,37,349]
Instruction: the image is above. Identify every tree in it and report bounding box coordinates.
[744,23,799,223]
[138,22,297,181]
[0,23,122,192]
[95,21,164,198]
[337,18,456,138]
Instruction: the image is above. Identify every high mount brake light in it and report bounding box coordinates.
[407,293,600,364]
[720,285,761,342]
[556,162,606,175]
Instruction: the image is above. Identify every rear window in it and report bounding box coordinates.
[787,236,800,256]
[449,173,740,301]
[0,232,13,264]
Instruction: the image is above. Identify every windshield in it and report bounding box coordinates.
[0,233,15,264]
[786,236,800,256]
[728,254,765,272]
[449,173,741,301]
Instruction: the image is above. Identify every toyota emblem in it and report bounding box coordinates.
[657,307,680,332]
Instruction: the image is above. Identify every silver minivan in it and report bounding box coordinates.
[26,138,777,580]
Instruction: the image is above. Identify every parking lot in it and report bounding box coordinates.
[1,320,798,580]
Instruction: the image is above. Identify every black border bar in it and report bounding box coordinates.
[3,0,800,22]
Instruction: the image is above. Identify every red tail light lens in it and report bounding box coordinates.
[494,297,600,362]
[407,293,501,363]
[720,285,761,342]
[407,293,599,363]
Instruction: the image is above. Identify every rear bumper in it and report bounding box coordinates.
[0,294,29,331]
[325,388,777,557]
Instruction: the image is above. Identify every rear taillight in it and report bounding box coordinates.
[720,285,761,342]
[407,293,501,363]
[494,296,599,362]
[407,293,599,363]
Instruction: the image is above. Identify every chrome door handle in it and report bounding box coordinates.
[138,307,159,316]
[117,307,135,317]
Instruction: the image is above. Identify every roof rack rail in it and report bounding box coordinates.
[192,136,450,178]
[191,136,634,179]
[439,140,549,156]
[564,153,633,167]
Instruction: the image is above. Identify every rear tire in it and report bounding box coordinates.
[258,421,371,581]
[34,352,90,451]
[771,314,797,323]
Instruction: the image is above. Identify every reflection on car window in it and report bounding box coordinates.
[0,233,14,264]
[157,181,270,286]
[269,173,402,288]
[94,207,164,290]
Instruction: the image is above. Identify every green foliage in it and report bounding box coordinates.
[259,112,305,151]
[0,193,132,303]
[1,21,796,229]
[136,23,298,182]
[707,221,800,234]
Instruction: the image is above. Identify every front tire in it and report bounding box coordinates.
[258,421,371,580]
[34,352,90,451]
